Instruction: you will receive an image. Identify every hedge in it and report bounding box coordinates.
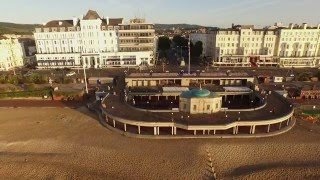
[0,89,52,99]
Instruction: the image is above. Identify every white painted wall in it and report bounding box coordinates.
[0,38,26,70]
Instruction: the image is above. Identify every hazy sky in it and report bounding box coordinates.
[1,0,320,27]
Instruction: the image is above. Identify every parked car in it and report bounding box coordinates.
[66,71,76,77]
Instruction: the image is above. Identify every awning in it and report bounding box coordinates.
[223,87,252,92]
[162,87,189,92]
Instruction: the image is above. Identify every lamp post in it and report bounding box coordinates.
[79,46,88,94]
[188,36,191,74]
[171,112,174,122]
[83,61,88,94]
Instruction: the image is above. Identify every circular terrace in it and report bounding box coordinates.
[100,91,294,138]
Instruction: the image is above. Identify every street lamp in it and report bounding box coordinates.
[83,63,88,94]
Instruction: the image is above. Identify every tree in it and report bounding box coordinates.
[316,70,320,79]
[192,41,203,58]
[158,36,171,51]
[201,56,212,67]
[160,57,167,72]
[296,72,312,81]
[158,50,168,60]
[172,35,188,47]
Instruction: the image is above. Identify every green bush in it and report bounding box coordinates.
[25,73,47,84]
[54,77,73,84]
[296,73,312,81]
[63,78,73,84]
[8,75,23,85]
[26,83,36,91]
[53,90,81,97]
[0,74,7,84]
[0,88,52,99]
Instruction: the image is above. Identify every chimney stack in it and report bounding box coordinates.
[106,16,109,25]
[73,17,79,26]
[289,23,293,29]
[302,23,307,29]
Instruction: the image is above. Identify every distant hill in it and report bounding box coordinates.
[0,22,40,35]
[155,24,214,30]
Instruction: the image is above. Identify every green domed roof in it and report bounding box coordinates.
[181,88,216,98]
[191,89,211,97]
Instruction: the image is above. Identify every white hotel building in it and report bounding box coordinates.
[34,10,157,69]
[0,36,26,71]
[191,23,320,68]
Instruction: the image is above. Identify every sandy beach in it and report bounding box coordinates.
[0,107,319,179]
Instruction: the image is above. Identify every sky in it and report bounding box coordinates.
[1,0,320,27]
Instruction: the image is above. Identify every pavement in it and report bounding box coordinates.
[0,99,83,108]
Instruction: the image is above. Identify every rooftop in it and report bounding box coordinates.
[180,88,218,98]
[127,72,251,78]
[40,10,124,28]
[83,10,101,20]
[44,20,75,27]
[0,35,8,40]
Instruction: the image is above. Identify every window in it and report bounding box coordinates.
[193,105,197,111]
[216,103,218,109]
[183,104,186,109]
[207,105,210,110]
